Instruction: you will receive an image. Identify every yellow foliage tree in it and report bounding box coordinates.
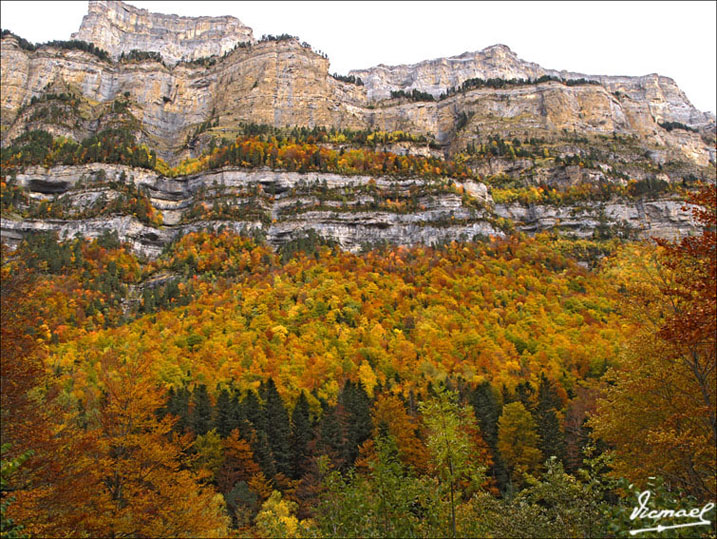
[497,401,543,486]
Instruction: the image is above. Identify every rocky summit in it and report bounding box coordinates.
[1,0,715,255]
[72,0,255,64]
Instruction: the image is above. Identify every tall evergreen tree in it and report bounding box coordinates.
[242,389,264,432]
[535,374,566,462]
[190,384,213,436]
[252,429,277,479]
[166,386,191,433]
[501,384,513,405]
[318,402,344,463]
[237,389,275,477]
[214,387,233,437]
[469,381,510,490]
[515,381,535,412]
[338,381,372,469]
[291,391,312,479]
[469,381,501,446]
[262,379,292,477]
[229,392,247,438]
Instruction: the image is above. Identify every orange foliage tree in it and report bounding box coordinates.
[591,184,716,500]
[8,348,230,537]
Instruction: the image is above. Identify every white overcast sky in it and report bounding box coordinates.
[1,1,715,113]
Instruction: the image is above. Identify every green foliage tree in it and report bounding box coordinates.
[314,436,424,538]
[419,386,486,538]
[192,429,225,481]
[498,401,543,487]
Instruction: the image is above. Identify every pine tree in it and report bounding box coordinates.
[291,391,312,479]
[166,386,190,433]
[238,389,275,477]
[469,381,501,446]
[535,374,566,462]
[469,381,510,490]
[229,392,247,438]
[262,379,292,478]
[318,402,343,464]
[190,384,213,436]
[515,381,535,412]
[242,389,263,432]
[338,381,372,469]
[252,429,277,479]
[214,387,233,437]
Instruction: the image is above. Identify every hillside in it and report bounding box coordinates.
[1,2,715,538]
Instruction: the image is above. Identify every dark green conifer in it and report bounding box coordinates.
[338,381,372,469]
[252,429,277,479]
[515,381,535,412]
[242,389,263,432]
[262,378,292,477]
[166,386,191,432]
[190,384,213,436]
[229,392,248,438]
[535,373,566,462]
[214,387,233,437]
[469,381,510,490]
[470,381,501,446]
[318,402,344,463]
[291,391,312,479]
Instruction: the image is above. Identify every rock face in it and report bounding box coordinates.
[2,32,713,167]
[71,0,254,64]
[1,164,696,258]
[1,1,714,167]
[495,199,697,239]
[0,34,367,159]
[0,1,713,254]
[350,44,715,130]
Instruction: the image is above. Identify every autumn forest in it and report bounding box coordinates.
[0,181,714,537]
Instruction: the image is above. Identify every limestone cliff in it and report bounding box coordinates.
[71,0,254,64]
[0,1,713,254]
[350,44,715,131]
[0,34,368,160]
[0,164,696,258]
[2,31,713,168]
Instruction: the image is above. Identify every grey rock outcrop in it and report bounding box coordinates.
[1,2,714,168]
[71,0,254,65]
[350,44,715,131]
[1,164,698,258]
[495,198,696,240]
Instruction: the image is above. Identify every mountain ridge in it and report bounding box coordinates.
[1,0,714,255]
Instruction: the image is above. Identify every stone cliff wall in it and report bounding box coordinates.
[71,0,254,64]
[2,32,713,168]
[0,2,711,254]
[350,44,715,131]
[1,164,696,258]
